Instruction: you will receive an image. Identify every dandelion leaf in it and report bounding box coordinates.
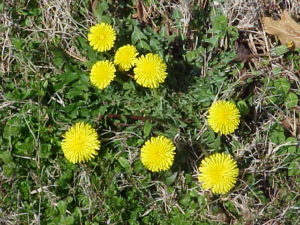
[263,10,300,47]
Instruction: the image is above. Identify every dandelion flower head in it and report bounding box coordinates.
[114,44,138,71]
[198,153,239,194]
[61,122,100,164]
[90,60,116,89]
[207,100,240,135]
[134,53,167,88]
[88,23,116,52]
[141,136,175,172]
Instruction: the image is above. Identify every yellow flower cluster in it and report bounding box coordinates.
[59,23,244,196]
[87,23,168,89]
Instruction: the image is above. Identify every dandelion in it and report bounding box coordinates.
[88,23,116,52]
[198,153,239,194]
[61,122,100,164]
[90,60,116,89]
[133,53,167,88]
[141,136,175,172]
[114,44,138,71]
[207,100,240,135]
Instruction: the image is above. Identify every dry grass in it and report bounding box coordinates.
[212,1,300,224]
[1,0,299,224]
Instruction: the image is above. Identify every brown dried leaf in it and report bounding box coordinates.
[281,116,300,137]
[132,0,148,23]
[263,10,300,47]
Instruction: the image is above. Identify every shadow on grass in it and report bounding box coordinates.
[172,140,204,173]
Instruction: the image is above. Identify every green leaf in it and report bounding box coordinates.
[288,158,300,176]
[271,45,289,56]
[123,81,135,91]
[189,190,198,198]
[74,207,82,218]
[277,137,298,155]
[60,216,74,225]
[237,100,250,115]
[131,26,147,44]
[273,78,290,95]
[165,172,177,185]
[20,181,30,200]
[3,162,16,176]
[0,3,4,13]
[57,200,67,215]
[212,134,221,149]
[41,144,52,158]
[204,36,219,47]
[172,8,182,20]
[3,117,22,139]
[138,40,151,51]
[149,38,160,50]
[93,1,111,23]
[118,157,131,172]
[53,72,81,91]
[285,92,298,109]
[211,15,228,32]
[0,151,13,164]
[77,36,90,50]
[52,48,67,69]
[269,124,286,144]
[15,137,35,155]
[143,121,153,137]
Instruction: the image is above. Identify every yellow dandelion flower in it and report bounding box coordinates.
[207,100,240,135]
[88,23,116,52]
[198,153,239,194]
[61,122,100,164]
[286,41,295,49]
[114,44,138,71]
[133,53,167,88]
[141,136,175,172]
[90,60,116,89]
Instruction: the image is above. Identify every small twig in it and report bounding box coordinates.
[233,53,270,62]
[64,49,87,62]
[95,114,168,123]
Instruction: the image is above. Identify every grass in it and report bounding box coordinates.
[0,0,299,224]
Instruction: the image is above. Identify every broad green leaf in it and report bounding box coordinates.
[123,82,133,90]
[288,158,300,176]
[131,26,147,44]
[52,48,67,69]
[237,100,250,115]
[204,36,219,47]
[149,38,160,50]
[57,200,67,215]
[143,121,153,136]
[211,15,228,32]
[165,172,177,185]
[93,1,111,23]
[15,137,35,156]
[3,117,22,139]
[0,151,13,164]
[53,72,80,91]
[277,137,298,155]
[3,162,16,176]
[138,40,151,51]
[212,134,221,149]
[118,157,131,172]
[60,216,74,225]
[274,78,290,95]
[285,92,298,109]
[269,124,286,144]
